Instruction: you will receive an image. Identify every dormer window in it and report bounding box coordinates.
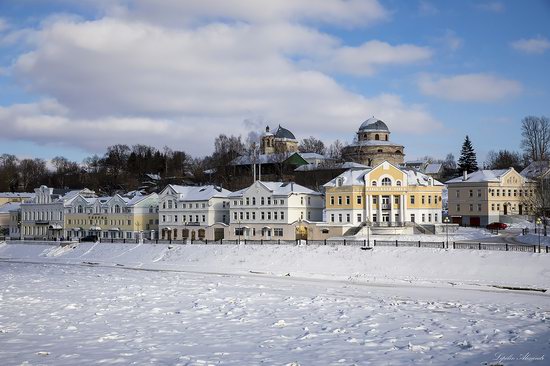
[372,181,377,186]
[396,180,401,186]
[381,177,391,186]
[337,177,344,187]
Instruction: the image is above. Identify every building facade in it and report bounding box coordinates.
[158,185,231,241]
[20,186,96,240]
[0,192,34,206]
[324,161,443,226]
[260,125,299,155]
[446,169,534,226]
[64,192,159,240]
[342,117,405,167]
[226,180,324,240]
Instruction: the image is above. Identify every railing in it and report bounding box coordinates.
[5,237,548,254]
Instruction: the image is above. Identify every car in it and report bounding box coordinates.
[80,235,99,242]
[486,222,507,230]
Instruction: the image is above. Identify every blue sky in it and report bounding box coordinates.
[0,0,549,165]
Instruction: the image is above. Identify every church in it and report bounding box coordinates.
[342,117,405,167]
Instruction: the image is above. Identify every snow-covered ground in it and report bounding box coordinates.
[0,242,549,365]
[354,227,497,243]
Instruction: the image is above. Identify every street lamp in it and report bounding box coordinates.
[536,217,542,253]
[444,216,450,248]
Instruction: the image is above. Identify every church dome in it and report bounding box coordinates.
[359,117,389,132]
[275,125,296,140]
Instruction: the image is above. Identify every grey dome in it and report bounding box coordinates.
[275,125,296,140]
[359,117,389,132]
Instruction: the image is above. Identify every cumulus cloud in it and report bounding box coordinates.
[0,2,441,156]
[436,30,463,52]
[511,36,550,54]
[418,1,439,16]
[323,40,432,76]
[418,73,522,102]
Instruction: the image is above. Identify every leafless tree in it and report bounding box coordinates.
[521,116,550,162]
[522,178,550,235]
[299,136,326,155]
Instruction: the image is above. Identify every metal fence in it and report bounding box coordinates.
[5,237,549,254]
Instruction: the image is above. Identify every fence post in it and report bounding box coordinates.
[344,239,346,246]
[418,240,421,248]
[364,239,366,247]
[306,238,309,245]
[534,245,537,253]
[538,244,541,253]
[546,246,549,253]
[506,243,508,251]
[374,240,377,246]
[442,242,445,249]
[478,243,481,250]
[453,242,455,249]
[205,239,208,244]
[324,239,327,245]
[395,240,398,247]
[111,239,114,243]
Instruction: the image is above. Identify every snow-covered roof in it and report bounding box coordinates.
[405,170,444,186]
[520,161,550,179]
[323,169,371,187]
[294,161,368,172]
[298,152,327,160]
[0,202,21,213]
[229,181,321,198]
[446,169,510,184]
[425,163,443,174]
[231,154,287,166]
[169,185,231,201]
[0,192,34,199]
[347,140,403,148]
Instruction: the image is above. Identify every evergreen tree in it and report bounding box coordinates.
[458,135,478,173]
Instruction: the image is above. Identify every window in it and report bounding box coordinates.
[78,205,83,213]
[410,195,415,204]
[357,213,362,222]
[338,196,342,205]
[252,197,256,205]
[162,215,166,222]
[346,214,350,222]
[246,212,250,220]
[331,214,335,222]
[235,228,244,236]
[469,190,473,197]
[202,215,206,222]
[301,197,304,205]
[469,204,473,212]
[496,189,500,196]
[396,181,401,186]
[168,200,173,209]
[308,211,311,220]
[422,214,425,222]
[421,196,425,204]
[456,204,460,212]
[428,214,432,222]
[372,181,377,186]
[267,197,271,205]
[456,190,460,198]
[338,214,342,222]
[127,220,131,225]
[252,212,256,220]
[274,212,278,220]
[280,200,284,205]
[373,214,377,222]
[477,204,481,211]
[477,189,481,197]
[126,232,132,239]
[308,197,311,205]
[508,189,511,196]
[337,177,344,187]
[375,134,380,140]
[246,197,250,205]
[330,196,334,205]
[261,212,265,220]
[300,212,304,220]
[174,216,178,222]
[346,196,350,205]
[428,196,432,204]
[394,196,399,204]
[240,212,244,220]
[514,190,517,197]
[233,212,237,220]
[435,213,438,222]
[281,212,284,220]
[273,199,277,205]
[491,204,495,211]
[274,228,283,237]
[261,197,265,205]
[410,214,415,222]
[267,212,271,220]
[357,196,362,205]
[373,197,378,204]
[202,203,206,208]
[381,177,391,186]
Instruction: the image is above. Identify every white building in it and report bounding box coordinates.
[20,185,96,240]
[227,181,324,240]
[158,185,231,241]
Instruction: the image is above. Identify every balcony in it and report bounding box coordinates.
[381,204,391,210]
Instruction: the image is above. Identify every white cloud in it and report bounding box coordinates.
[0,4,440,156]
[511,36,550,55]
[323,40,432,76]
[475,1,505,13]
[418,73,522,102]
[0,18,9,32]
[436,30,463,52]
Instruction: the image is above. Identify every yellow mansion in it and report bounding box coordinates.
[324,161,444,227]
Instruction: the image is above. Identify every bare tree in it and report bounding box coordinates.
[485,150,524,171]
[327,139,345,162]
[521,116,550,162]
[522,178,550,235]
[299,136,326,155]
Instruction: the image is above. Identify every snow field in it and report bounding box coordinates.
[0,262,548,365]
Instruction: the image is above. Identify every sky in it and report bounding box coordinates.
[0,0,549,165]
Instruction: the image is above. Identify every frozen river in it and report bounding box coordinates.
[0,262,548,365]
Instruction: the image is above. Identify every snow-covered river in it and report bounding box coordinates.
[0,262,548,365]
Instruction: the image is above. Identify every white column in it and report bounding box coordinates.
[366,194,371,222]
[401,194,405,223]
[390,194,394,223]
[378,194,382,222]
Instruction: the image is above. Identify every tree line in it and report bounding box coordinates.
[1,115,548,194]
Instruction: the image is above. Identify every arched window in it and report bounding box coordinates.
[382,177,392,186]
[395,150,401,154]
[77,205,83,213]
[385,135,388,141]
[371,181,377,186]
[114,205,121,214]
[375,134,380,140]
[396,180,402,186]
[378,149,383,152]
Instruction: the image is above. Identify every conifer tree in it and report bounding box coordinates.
[458,135,478,173]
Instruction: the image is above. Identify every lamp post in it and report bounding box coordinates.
[536,217,542,253]
[444,216,450,248]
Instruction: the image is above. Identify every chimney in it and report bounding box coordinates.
[463,171,468,181]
